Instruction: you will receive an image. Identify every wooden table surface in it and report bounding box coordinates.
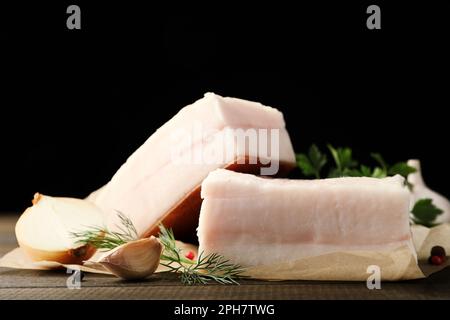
[1,214,450,300]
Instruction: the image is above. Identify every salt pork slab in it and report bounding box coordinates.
[90,93,296,240]
[198,169,417,278]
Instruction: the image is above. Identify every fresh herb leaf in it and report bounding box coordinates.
[296,154,316,177]
[296,144,327,178]
[411,198,444,227]
[370,153,388,172]
[370,153,416,179]
[359,165,373,177]
[348,164,387,178]
[327,145,358,177]
[371,167,387,178]
[388,162,417,178]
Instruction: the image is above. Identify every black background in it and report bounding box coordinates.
[1,2,449,212]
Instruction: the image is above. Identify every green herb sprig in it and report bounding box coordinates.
[72,213,245,285]
[327,145,359,178]
[71,211,138,250]
[158,225,246,285]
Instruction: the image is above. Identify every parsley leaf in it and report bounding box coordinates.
[359,165,373,177]
[296,144,327,179]
[347,165,386,178]
[411,198,444,227]
[370,153,416,178]
[370,153,388,173]
[388,162,417,178]
[370,167,387,178]
[327,145,358,177]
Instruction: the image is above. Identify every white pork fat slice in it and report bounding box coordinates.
[198,169,416,267]
[90,93,296,240]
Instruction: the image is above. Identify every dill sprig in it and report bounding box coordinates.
[71,212,245,285]
[71,211,138,250]
[158,225,246,285]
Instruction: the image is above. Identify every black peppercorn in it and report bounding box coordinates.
[431,246,446,258]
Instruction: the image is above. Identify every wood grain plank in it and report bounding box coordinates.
[0,214,18,257]
[1,213,450,300]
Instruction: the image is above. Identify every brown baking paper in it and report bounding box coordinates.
[0,241,198,275]
[245,245,424,281]
[1,224,449,281]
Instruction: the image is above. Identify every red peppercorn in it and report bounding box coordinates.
[431,255,444,266]
[185,251,195,260]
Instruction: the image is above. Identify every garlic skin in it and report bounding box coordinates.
[98,236,162,280]
[408,160,450,224]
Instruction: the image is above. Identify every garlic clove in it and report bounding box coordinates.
[408,160,450,224]
[98,236,162,280]
[15,193,104,264]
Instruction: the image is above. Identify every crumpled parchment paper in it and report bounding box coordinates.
[0,241,198,275]
[1,224,449,281]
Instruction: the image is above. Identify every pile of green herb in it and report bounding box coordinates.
[296,144,416,180]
